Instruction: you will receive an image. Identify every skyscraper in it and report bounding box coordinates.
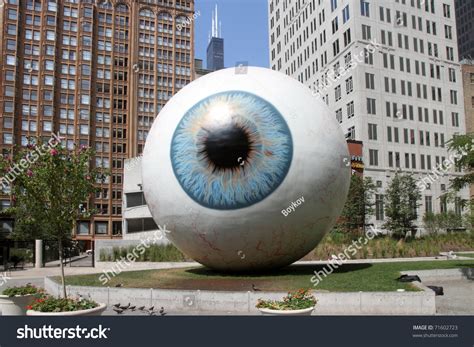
[0,0,195,248]
[455,0,474,60]
[206,4,224,71]
[268,0,468,229]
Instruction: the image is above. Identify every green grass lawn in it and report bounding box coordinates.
[60,259,474,293]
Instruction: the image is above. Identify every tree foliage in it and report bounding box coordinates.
[447,133,473,195]
[339,175,377,233]
[383,173,421,239]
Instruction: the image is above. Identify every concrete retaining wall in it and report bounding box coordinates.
[44,277,436,315]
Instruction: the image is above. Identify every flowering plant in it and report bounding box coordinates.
[256,289,317,310]
[27,295,98,312]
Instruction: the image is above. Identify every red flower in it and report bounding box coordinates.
[26,170,33,177]
[50,149,58,156]
[26,305,32,310]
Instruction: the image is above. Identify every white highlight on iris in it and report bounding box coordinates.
[205,102,234,129]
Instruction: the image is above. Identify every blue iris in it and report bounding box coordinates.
[170,91,293,210]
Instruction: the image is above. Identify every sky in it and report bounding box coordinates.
[194,0,270,69]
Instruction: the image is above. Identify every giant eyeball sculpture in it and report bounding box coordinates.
[142,67,350,271]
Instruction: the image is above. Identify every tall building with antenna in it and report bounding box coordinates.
[206,4,224,71]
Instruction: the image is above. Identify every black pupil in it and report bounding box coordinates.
[204,124,250,170]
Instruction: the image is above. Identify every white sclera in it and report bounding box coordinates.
[142,67,350,271]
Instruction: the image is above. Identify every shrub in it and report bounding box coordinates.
[2,284,42,297]
[101,244,186,262]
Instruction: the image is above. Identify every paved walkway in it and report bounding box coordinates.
[427,278,474,315]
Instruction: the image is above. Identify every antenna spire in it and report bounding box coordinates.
[215,4,218,38]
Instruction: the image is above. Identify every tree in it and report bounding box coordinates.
[0,140,104,298]
[444,134,473,228]
[383,173,421,239]
[447,134,473,207]
[339,175,377,233]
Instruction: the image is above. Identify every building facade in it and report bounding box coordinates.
[461,60,474,198]
[194,58,212,79]
[206,36,224,71]
[461,60,474,133]
[454,0,474,60]
[269,0,468,230]
[0,0,195,247]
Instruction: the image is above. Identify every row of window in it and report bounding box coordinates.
[368,124,446,148]
[368,149,458,174]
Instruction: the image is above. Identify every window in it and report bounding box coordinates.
[387,126,392,142]
[332,17,339,33]
[126,192,147,208]
[450,90,457,105]
[375,194,384,220]
[347,101,354,118]
[365,73,375,89]
[345,77,353,93]
[362,25,371,40]
[346,126,355,140]
[3,133,13,145]
[452,112,459,127]
[336,108,343,123]
[364,48,373,64]
[343,5,350,23]
[94,222,108,235]
[343,29,351,46]
[360,0,370,17]
[3,117,13,129]
[454,197,462,216]
[369,149,378,166]
[367,98,376,115]
[368,123,377,140]
[448,68,456,82]
[335,85,342,101]
[331,0,338,11]
[333,39,340,55]
[77,222,90,235]
[0,220,13,234]
[443,4,451,18]
[446,47,454,61]
[127,218,158,234]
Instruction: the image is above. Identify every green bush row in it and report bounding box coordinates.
[311,231,474,260]
[99,244,187,262]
